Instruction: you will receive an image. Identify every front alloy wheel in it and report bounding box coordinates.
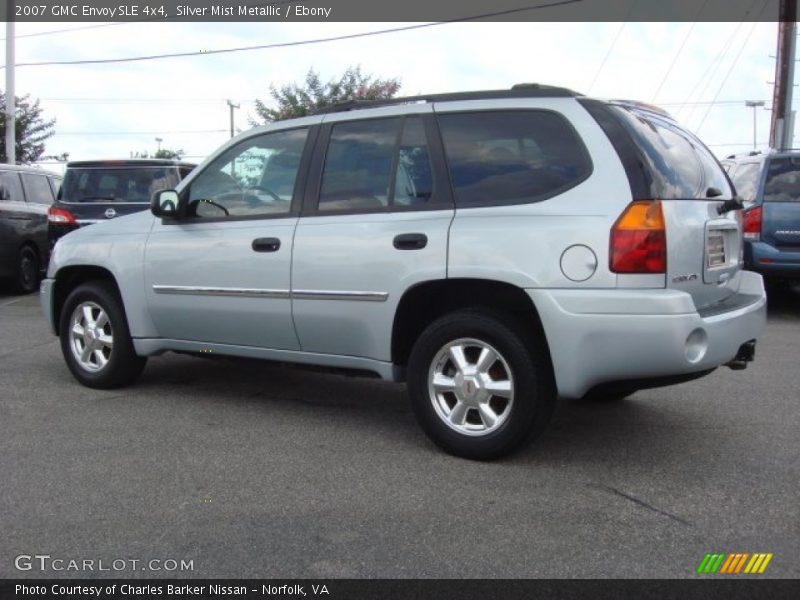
[59,281,146,389]
[68,301,114,373]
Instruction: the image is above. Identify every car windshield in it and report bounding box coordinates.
[61,166,181,203]
[763,156,800,202]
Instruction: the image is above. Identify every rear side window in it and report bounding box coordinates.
[763,157,800,203]
[437,110,592,207]
[730,162,760,203]
[609,106,733,199]
[0,170,23,202]
[20,172,55,204]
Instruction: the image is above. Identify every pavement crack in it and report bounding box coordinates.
[589,483,692,526]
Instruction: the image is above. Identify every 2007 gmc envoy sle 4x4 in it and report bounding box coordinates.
[41,85,766,459]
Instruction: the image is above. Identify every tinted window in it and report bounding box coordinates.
[610,106,733,199]
[319,118,401,211]
[20,172,55,204]
[0,170,23,202]
[187,127,308,219]
[730,162,760,203]
[437,110,592,207]
[394,118,434,207]
[62,166,181,203]
[763,157,800,203]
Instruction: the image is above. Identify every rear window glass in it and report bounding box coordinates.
[730,162,760,203]
[437,110,592,207]
[20,172,55,204]
[763,157,800,203]
[610,106,733,199]
[61,167,181,203]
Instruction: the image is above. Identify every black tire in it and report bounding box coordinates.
[59,281,146,389]
[407,309,556,460]
[13,245,40,294]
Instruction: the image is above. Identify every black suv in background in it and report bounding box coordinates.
[0,164,61,293]
[48,159,195,248]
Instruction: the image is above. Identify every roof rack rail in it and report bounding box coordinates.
[312,84,581,115]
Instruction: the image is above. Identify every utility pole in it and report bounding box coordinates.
[226,99,240,138]
[5,21,15,164]
[769,0,797,150]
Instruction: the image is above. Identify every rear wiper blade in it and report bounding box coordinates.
[78,196,116,202]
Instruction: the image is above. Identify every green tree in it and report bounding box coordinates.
[254,66,401,123]
[0,92,56,164]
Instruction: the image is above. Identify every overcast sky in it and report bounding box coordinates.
[0,20,786,172]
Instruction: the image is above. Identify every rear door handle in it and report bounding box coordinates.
[252,237,281,252]
[393,233,427,250]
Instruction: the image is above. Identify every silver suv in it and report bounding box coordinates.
[41,85,767,459]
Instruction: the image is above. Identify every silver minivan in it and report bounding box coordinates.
[41,85,766,459]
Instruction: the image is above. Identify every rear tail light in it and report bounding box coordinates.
[48,206,77,225]
[610,200,666,274]
[743,206,762,241]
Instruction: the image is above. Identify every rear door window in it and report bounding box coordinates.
[763,157,800,202]
[318,117,436,212]
[729,162,761,203]
[437,110,592,207]
[20,172,56,204]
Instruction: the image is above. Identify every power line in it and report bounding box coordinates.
[0,23,129,41]
[0,0,583,69]
[0,1,298,41]
[650,0,709,103]
[696,2,768,134]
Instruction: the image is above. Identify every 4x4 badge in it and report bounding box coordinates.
[104,208,116,219]
[672,273,698,283]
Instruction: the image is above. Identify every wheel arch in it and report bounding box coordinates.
[391,278,554,374]
[52,266,122,336]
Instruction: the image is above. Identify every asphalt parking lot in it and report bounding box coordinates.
[1,283,798,579]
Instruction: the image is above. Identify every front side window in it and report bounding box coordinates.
[20,173,55,205]
[437,110,592,207]
[187,128,308,219]
[730,162,760,203]
[318,117,435,212]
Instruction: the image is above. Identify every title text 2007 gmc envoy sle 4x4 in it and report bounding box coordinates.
[42,85,766,459]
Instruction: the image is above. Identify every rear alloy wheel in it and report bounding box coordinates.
[59,281,146,389]
[408,310,556,460]
[13,245,40,294]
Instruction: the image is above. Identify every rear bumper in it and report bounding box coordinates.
[40,277,57,335]
[527,270,767,399]
[744,240,800,279]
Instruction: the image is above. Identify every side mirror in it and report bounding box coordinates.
[151,189,179,218]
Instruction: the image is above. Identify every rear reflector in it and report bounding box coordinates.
[47,206,77,225]
[610,200,666,274]
[743,206,762,241]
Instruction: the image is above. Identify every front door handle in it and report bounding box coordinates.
[393,233,428,250]
[252,237,281,252]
